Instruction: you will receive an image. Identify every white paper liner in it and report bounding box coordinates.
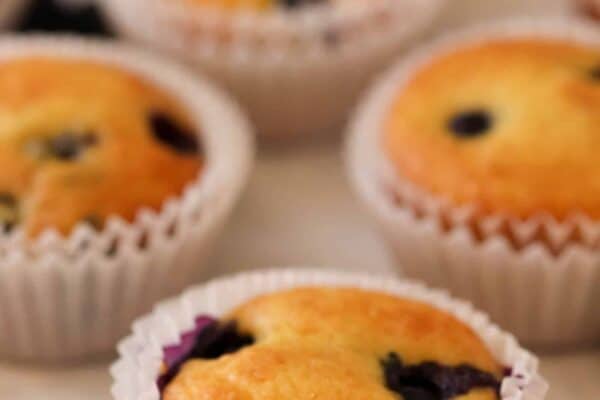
[99,0,445,139]
[346,18,600,346]
[0,0,29,29]
[110,268,548,400]
[438,0,573,30]
[0,35,255,361]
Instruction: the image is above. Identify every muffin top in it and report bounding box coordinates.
[384,39,600,220]
[0,57,202,237]
[162,287,503,400]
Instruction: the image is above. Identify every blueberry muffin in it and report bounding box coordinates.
[101,0,442,139]
[385,38,600,220]
[0,58,202,236]
[349,24,600,346]
[159,288,504,400]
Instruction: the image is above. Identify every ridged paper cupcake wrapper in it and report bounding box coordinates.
[347,18,600,346]
[438,0,574,30]
[0,36,255,361]
[110,268,548,400]
[0,0,29,29]
[100,0,445,139]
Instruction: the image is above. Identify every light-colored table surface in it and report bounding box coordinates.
[2,1,598,399]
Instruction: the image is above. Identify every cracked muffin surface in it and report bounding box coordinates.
[162,288,504,400]
[0,57,202,236]
[384,39,600,220]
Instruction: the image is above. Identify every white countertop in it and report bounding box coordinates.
[2,1,598,399]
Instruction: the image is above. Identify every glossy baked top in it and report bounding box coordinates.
[162,288,503,400]
[0,58,202,237]
[384,39,600,220]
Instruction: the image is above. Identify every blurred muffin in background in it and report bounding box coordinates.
[438,0,571,29]
[100,0,445,140]
[347,19,600,346]
[0,57,202,236]
[0,36,253,361]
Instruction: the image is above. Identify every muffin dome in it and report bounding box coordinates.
[385,39,600,220]
[162,288,503,400]
[0,58,202,236]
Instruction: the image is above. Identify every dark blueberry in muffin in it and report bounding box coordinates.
[0,193,19,233]
[158,317,254,391]
[189,321,254,360]
[149,112,200,156]
[19,0,113,37]
[49,132,98,161]
[279,0,327,8]
[448,110,493,138]
[381,353,501,400]
[588,66,600,80]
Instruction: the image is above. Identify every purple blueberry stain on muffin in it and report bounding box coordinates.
[158,316,254,392]
[381,352,501,400]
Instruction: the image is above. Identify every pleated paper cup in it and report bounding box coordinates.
[110,268,548,400]
[100,0,445,140]
[438,0,572,30]
[0,35,254,361]
[0,0,29,29]
[347,18,600,347]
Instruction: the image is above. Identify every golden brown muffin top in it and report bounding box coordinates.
[164,288,503,400]
[0,57,202,237]
[385,39,600,220]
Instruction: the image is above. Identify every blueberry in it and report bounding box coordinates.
[397,387,438,400]
[49,132,98,161]
[448,110,493,138]
[279,0,325,8]
[158,318,254,392]
[0,193,16,207]
[149,112,200,156]
[186,321,254,361]
[381,353,500,400]
[589,66,600,80]
[0,193,18,233]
